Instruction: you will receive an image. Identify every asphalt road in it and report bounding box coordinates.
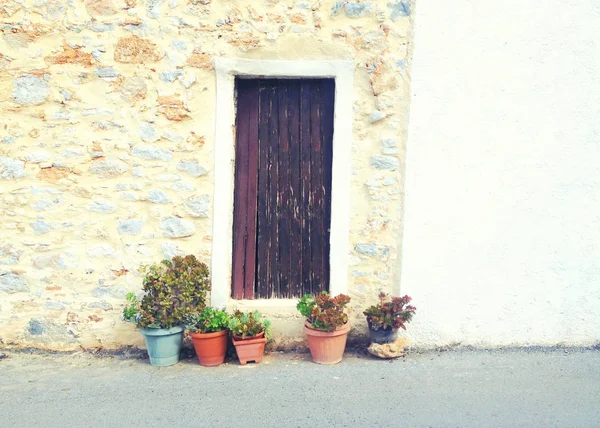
[1,348,599,427]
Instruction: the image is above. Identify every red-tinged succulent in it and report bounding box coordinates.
[297,292,351,332]
[363,292,416,331]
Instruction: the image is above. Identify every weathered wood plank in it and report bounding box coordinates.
[288,81,303,298]
[309,81,324,294]
[232,78,251,299]
[277,83,291,298]
[267,81,279,298]
[243,80,260,299]
[300,81,312,296]
[256,81,271,299]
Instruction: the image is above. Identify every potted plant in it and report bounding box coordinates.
[122,255,210,366]
[228,310,271,365]
[363,292,416,344]
[184,307,230,367]
[297,292,351,364]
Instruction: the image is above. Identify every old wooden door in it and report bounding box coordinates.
[232,78,335,299]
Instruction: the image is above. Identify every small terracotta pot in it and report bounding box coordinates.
[231,332,267,365]
[304,320,350,365]
[189,329,228,367]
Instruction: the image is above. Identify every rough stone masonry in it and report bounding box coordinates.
[0,0,414,350]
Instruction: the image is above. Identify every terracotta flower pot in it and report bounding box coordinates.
[231,332,267,365]
[189,329,228,367]
[304,320,350,364]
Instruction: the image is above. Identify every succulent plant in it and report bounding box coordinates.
[228,310,272,340]
[297,291,351,332]
[363,292,416,331]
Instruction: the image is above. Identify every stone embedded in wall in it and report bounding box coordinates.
[158,95,189,121]
[86,244,116,258]
[176,159,207,177]
[355,243,391,260]
[89,23,115,33]
[138,122,159,143]
[96,67,120,78]
[370,111,387,123]
[3,23,51,49]
[0,0,22,17]
[370,61,399,96]
[88,301,113,311]
[371,155,400,170]
[178,72,196,89]
[44,301,65,311]
[11,75,50,106]
[226,33,261,51]
[89,157,130,178]
[147,0,164,18]
[388,0,411,21]
[376,93,397,111]
[186,50,213,69]
[184,195,210,218]
[37,166,70,183]
[120,77,147,103]
[30,219,53,235]
[162,130,184,144]
[32,254,68,270]
[331,2,373,18]
[159,70,182,83]
[160,217,196,238]
[33,0,67,21]
[0,270,29,293]
[88,198,116,214]
[161,241,184,259]
[85,0,117,16]
[0,244,23,265]
[114,37,164,64]
[27,318,47,335]
[131,145,173,161]
[31,196,64,211]
[355,243,378,257]
[92,286,127,299]
[25,151,51,164]
[45,44,94,67]
[118,219,144,235]
[172,181,195,192]
[147,189,171,204]
[0,157,26,180]
[172,40,187,51]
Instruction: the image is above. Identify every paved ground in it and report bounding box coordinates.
[1,347,599,427]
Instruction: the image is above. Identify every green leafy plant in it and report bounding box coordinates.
[363,292,416,331]
[228,310,272,340]
[184,307,230,334]
[123,292,140,323]
[297,291,351,332]
[122,255,211,329]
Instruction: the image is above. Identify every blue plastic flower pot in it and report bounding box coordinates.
[140,325,184,366]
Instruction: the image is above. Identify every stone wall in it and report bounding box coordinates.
[0,0,414,350]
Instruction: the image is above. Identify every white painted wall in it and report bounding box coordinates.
[402,0,600,347]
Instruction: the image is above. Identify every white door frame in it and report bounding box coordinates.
[211,58,354,308]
